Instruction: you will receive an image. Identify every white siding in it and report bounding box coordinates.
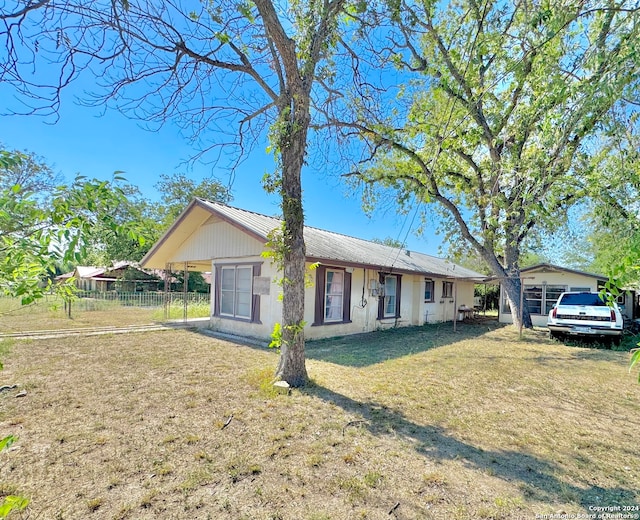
[304,268,479,340]
[421,279,475,324]
[209,257,281,339]
[171,219,265,263]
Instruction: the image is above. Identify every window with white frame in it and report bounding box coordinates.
[384,275,397,317]
[424,279,434,302]
[220,265,253,319]
[324,269,344,322]
[313,266,352,326]
[502,284,567,315]
[544,285,566,313]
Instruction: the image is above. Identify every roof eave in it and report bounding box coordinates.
[520,263,607,280]
[306,256,485,280]
[141,198,269,269]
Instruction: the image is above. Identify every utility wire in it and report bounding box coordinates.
[386,0,489,270]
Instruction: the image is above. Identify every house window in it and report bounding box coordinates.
[424,279,434,302]
[384,276,397,317]
[442,281,454,299]
[502,284,567,315]
[544,285,566,314]
[325,270,344,322]
[524,285,542,314]
[377,274,402,319]
[220,266,252,319]
[313,266,352,326]
[214,263,262,323]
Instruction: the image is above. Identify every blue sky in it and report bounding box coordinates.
[1,84,444,256]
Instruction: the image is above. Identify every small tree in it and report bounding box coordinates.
[84,184,160,264]
[0,146,63,200]
[0,149,136,306]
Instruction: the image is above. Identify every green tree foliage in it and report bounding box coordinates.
[84,175,231,264]
[170,270,210,294]
[0,146,63,201]
[83,184,161,264]
[585,113,640,288]
[336,0,640,329]
[154,173,232,226]
[0,150,137,305]
[371,237,405,248]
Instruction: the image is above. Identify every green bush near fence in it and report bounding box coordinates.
[154,301,211,320]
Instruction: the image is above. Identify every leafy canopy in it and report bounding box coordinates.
[0,149,139,305]
[334,0,640,327]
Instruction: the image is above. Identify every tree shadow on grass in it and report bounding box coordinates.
[305,383,639,511]
[305,320,503,368]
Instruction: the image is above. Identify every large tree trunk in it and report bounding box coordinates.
[502,237,533,330]
[501,271,533,330]
[253,0,344,387]
[274,106,309,387]
[479,246,533,331]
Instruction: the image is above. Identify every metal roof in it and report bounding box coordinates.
[520,263,606,280]
[75,266,105,278]
[198,199,485,280]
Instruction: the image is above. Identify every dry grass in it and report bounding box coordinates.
[0,296,211,334]
[0,320,639,519]
[0,297,158,333]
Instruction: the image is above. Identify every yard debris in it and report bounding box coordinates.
[0,384,18,393]
[273,380,291,395]
[388,501,400,515]
[342,419,368,436]
[15,390,27,398]
[221,414,234,430]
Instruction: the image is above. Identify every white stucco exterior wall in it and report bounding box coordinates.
[158,213,481,341]
[206,258,479,341]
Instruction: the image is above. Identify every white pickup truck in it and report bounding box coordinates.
[547,291,624,345]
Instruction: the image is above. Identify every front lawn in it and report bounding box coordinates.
[0,296,157,333]
[0,322,638,519]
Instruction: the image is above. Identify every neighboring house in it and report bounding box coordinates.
[498,263,637,326]
[57,262,160,292]
[141,199,486,340]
